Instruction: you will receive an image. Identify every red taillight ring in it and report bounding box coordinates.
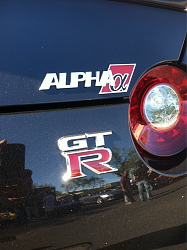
[129,64,187,157]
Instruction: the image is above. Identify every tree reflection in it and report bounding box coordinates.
[61,176,105,193]
[111,146,140,177]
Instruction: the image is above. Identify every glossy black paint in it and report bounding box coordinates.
[0,0,186,106]
[0,0,186,250]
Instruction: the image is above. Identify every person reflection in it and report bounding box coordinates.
[25,191,40,223]
[14,197,26,225]
[133,161,152,201]
[43,191,55,218]
[120,171,135,205]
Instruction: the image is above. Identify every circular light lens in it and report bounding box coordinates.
[144,84,180,130]
[129,64,187,157]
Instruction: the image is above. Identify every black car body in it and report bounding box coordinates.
[0,0,186,249]
[54,201,82,214]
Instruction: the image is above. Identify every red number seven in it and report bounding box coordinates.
[62,148,117,179]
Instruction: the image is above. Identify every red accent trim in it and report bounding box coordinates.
[63,148,117,179]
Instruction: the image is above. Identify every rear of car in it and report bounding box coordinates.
[0,1,186,249]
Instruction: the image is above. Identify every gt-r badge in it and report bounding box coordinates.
[39,64,136,94]
[58,131,117,179]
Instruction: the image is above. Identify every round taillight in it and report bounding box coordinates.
[129,64,187,157]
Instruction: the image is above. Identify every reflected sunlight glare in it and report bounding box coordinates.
[62,172,71,182]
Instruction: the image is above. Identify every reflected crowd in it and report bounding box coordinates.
[0,139,183,227]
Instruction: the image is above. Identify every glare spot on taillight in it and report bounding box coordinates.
[143,84,180,130]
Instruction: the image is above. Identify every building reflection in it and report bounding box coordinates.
[0,143,33,211]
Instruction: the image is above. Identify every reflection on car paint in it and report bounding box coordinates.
[0,0,186,249]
